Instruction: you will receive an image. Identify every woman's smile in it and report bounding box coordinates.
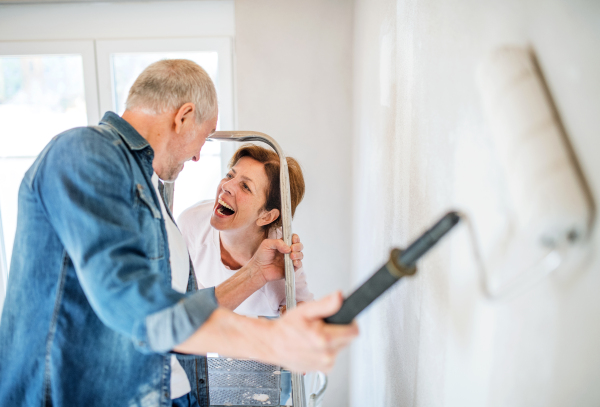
[215,197,236,217]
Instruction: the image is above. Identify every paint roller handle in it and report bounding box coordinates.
[397,211,461,268]
[324,212,460,325]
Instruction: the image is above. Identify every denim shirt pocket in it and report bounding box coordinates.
[134,183,165,260]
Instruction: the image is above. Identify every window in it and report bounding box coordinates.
[95,38,235,218]
[0,2,235,308]
[0,41,98,278]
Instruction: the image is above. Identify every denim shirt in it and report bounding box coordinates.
[0,112,218,406]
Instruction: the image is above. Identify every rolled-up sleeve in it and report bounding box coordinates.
[35,129,217,354]
[137,286,218,353]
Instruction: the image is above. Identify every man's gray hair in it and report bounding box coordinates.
[125,59,218,124]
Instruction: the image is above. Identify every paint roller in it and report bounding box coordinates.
[327,45,594,323]
[477,46,593,249]
[472,46,594,298]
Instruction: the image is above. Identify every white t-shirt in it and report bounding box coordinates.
[178,200,314,317]
[151,174,191,399]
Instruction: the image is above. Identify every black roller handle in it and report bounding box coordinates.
[324,211,461,325]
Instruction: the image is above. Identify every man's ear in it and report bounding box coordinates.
[174,102,196,134]
[256,208,280,227]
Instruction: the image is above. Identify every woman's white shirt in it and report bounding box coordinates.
[178,200,314,317]
[151,174,191,399]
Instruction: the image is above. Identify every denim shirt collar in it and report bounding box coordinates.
[100,111,152,152]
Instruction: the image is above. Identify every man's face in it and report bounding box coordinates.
[160,114,219,182]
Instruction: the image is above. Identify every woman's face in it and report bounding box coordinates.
[210,156,278,232]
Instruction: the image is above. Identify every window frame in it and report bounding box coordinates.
[0,40,100,306]
[0,40,100,127]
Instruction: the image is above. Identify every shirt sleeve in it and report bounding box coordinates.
[35,129,217,354]
[279,266,315,307]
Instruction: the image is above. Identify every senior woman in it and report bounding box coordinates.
[178,144,313,318]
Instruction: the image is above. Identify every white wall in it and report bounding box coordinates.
[351,0,600,406]
[233,1,354,406]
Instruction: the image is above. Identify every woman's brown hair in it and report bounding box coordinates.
[229,144,305,231]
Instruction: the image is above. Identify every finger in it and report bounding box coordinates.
[261,238,291,254]
[323,322,359,349]
[296,291,343,319]
[292,234,301,244]
[290,251,303,261]
[313,310,356,353]
[293,260,303,270]
[290,242,304,252]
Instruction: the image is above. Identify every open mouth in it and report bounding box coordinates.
[216,198,236,216]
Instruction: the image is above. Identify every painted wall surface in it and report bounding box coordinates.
[351,0,600,406]
[233,1,354,406]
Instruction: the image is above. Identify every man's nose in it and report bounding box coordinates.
[192,141,205,162]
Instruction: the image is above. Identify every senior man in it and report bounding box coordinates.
[0,60,357,407]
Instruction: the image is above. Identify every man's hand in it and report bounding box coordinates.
[278,301,305,315]
[248,234,304,286]
[267,292,358,373]
[174,291,359,373]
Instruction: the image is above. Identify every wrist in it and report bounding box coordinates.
[214,264,265,310]
[250,318,280,363]
[243,261,267,289]
[225,315,279,363]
